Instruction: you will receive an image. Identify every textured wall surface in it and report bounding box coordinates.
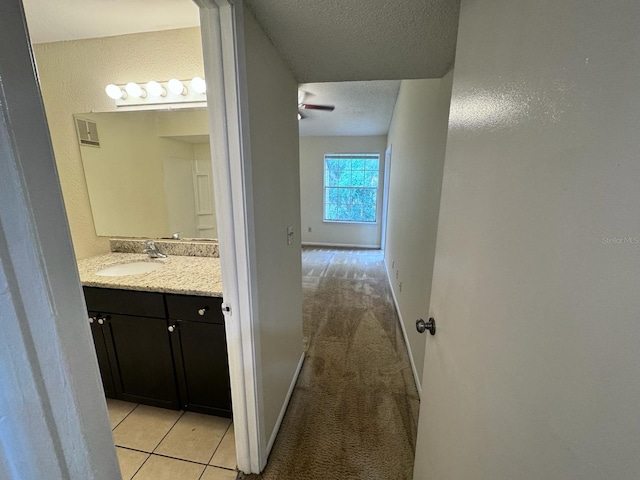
[300,136,387,247]
[383,76,453,387]
[33,27,204,259]
[416,0,640,478]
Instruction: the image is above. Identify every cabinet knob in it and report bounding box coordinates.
[168,325,176,333]
[97,317,104,325]
[89,316,95,324]
[198,308,208,316]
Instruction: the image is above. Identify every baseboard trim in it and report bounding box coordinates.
[384,257,422,398]
[302,242,381,249]
[265,352,306,458]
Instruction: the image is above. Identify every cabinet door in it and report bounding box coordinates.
[170,320,232,417]
[104,314,179,409]
[89,315,116,398]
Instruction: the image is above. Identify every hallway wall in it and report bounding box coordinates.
[416,0,640,478]
[299,135,387,247]
[242,6,304,460]
[383,76,453,391]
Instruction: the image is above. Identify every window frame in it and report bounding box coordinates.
[322,152,380,225]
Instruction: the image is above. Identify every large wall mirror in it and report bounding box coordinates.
[74,108,217,240]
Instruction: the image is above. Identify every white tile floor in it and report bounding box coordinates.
[107,399,238,480]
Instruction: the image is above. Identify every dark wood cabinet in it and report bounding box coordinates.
[105,314,179,409]
[169,318,232,417]
[89,316,116,398]
[84,287,231,417]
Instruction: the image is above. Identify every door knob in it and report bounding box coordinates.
[168,324,176,333]
[416,317,436,335]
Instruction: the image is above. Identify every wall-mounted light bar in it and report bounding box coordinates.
[104,77,207,109]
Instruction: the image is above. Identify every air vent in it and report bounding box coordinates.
[75,118,100,147]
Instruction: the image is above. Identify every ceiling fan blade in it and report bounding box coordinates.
[299,103,335,111]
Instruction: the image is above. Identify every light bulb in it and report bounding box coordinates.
[168,78,187,96]
[146,81,166,97]
[105,84,126,100]
[191,76,206,94]
[125,82,146,98]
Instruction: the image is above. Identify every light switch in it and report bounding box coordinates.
[287,224,294,245]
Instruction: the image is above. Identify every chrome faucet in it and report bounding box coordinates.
[143,240,167,258]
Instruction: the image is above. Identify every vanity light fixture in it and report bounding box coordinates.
[191,76,207,94]
[125,82,146,99]
[168,78,187,96]
[105,79,205,108]
[146,80,166,97]
[105,84,127,100]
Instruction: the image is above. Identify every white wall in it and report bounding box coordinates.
[300,136,387,247]
[383,77,453,389]
[33,28,205,259]
[415,0,640,478]
[242,6,304,453]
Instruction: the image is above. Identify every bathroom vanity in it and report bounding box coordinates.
[77,248,231,418]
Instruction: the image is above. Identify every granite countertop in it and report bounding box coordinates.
[77,252,223,297]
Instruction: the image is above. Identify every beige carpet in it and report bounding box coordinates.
[242,247,419,480]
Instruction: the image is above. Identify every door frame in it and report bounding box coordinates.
[195,0,263,473]
[0,0,263,476]
[0,1,120,477]
[380,144,392,251]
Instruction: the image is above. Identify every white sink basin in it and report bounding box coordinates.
[96,262,163,277]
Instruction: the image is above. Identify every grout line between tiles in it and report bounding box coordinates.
[111,402,140,431]
[205,421,232,466]
[125,449,151,480]
[149,410,186,455]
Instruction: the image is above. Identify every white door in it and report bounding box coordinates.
[192,145,217,238]
[163,156,198,238]
[412,0,640,478]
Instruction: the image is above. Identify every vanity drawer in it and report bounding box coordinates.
[165,294,224,324]
[83,287,166,318]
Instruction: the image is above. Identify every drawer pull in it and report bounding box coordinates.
[198,307,208,316]
[97,317,104,325]
[89,316,95,324]
[168,325,176,333]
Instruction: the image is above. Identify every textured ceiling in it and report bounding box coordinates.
[23,0,454,136]
[22,0,200,44]
[24,0,460,83]
[245,0,461,83]
[298,81,400,137]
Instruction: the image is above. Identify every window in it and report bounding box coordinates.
[323,153,380,223]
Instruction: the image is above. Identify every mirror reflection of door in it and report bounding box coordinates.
[162,155,197,238]
[193,143,217,238]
